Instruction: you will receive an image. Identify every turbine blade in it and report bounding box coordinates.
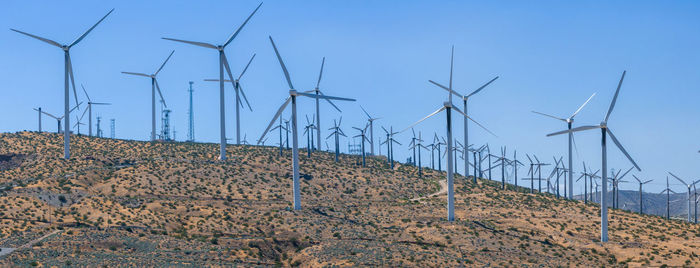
[604,71,626,123]
[268,36,294,89]
[618,166,634,180]
[238,53,256,81]
[69,8,114,48]
[154,79,166,107]
[91,102,111,105]
[466,76,499,98]
[154,50,175,76]
[319,91,342,112]
[162,37,217,50]
[428,80,461,99]
[67,54,80,110]
[238,84,253,111]
[546,125,600,137]
[668,172,686,186]
[401,106,446,133]
[10,29,62,48]
[297,92,355,102]
[606,128,640,171]
[81,84,91,102]
[259,97,291,143]
[121,72,150,78]
[360,105,372,119]
[452,105,497,137]
[570,92,596,119]
[221,51,239,90]
[632,175,641,184]
[316,57,325,89]
[223,2,263,48]
[79,106,89,121]
[531,111,567,122]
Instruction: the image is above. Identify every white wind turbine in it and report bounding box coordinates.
[668,172,700,223]
[203,53,256,144]
[546,71,641,243]
[11,9,114,159]
[80,84,110,137]
[533,92,596,200]
[163,2,262,160]
[430,74,498,182]
[631,175,652,214]
[360,106,381,155]
[121,50,174,141]
[403,46,493,222]
[304,57,344,152]
[259,36,356,210]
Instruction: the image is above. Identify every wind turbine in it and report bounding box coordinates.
[121,50,173,141]
[402,46,493,222]
[668,172,700,222]
[547,157,564,197]
[326,117,346,162]
[80,84,110,137]
[259,36,355,210]
[433,134,446,171]
[381,126,401,169]
[203,53,256,144]
[546,71,641,243]
[360,106,381,155]
[35,104,82,134]
[353,124,370,167]
[270,116,287,156]
[303,115,317,157]
[661,176,675,220]
[410,131,428,176]
[11,9,114,159]
[73,114,86,135]
[163,2,262,160]
[611,167,634,209]
[408,129,418,166]
[302,57,343,152]
[631,175,652,214]
[534,93,595,199]
[491,147,510,190]
[431,74,498,182]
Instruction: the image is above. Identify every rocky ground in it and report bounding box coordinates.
[0,132,698,267]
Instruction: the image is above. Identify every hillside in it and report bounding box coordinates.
[0,132,698,266]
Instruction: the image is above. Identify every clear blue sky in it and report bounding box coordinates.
[2,0,699,194]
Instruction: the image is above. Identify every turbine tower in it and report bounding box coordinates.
[547,71,641,243]
[11,9,114,159]
[259,36,355,210]
[403,46,493,222]
[163,2,262,160]
[533,93,595,200]
[187,81,194,142]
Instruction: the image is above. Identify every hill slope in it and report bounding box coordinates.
[0,132,698,266]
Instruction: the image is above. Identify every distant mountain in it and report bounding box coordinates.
[574,189,695,220]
